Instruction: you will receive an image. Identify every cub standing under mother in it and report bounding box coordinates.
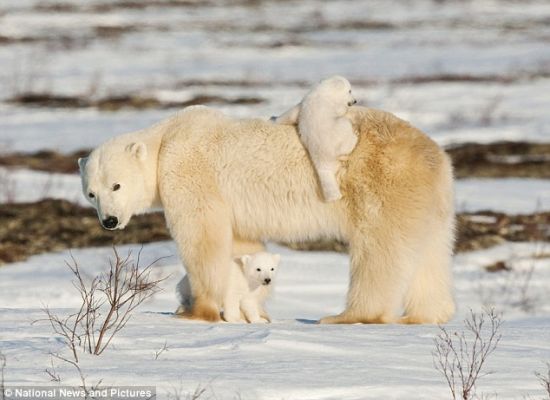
[79,104,455,324]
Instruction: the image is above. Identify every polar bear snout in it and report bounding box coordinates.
[101,216,119,230]
[347,99,357,106]
[263,278,271,285]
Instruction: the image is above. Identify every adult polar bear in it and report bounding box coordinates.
[79,105,455,324]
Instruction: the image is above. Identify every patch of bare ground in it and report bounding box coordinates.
[447,141,550,179]
[0,199,548,264]
[168,70,549,89]
[0,199,170,265]
[0,35,39,45]
[6,93,264,111]
[0,150,88,174]
[284,211,549,255]
[33,0,210,13]
[0,34,90,49]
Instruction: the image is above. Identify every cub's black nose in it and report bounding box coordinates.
[264,278,271,285]
[102,216,118,229]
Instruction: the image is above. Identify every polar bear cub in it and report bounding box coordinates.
[176,252,280,323]
[223,252,280,323]
[274,75,358,201]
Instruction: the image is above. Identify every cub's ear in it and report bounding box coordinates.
[77,157,88,172]
[126,142,147,161]
[240,255,251,266]
[330,77,347,91]
[273,254,281,265]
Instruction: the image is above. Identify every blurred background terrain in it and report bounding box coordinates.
[0,0,549,262]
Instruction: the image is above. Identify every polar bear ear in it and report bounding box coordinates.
[329,77,346,91]
[240,255,251,266]
[126,142,147,161]
[77,157,88,172]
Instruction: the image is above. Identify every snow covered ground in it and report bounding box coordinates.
[1,242,549,399]
[1,1,549,399]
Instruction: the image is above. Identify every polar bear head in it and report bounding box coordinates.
[78,136,157,230]
[311,75,356,116]
[240,252,281,289]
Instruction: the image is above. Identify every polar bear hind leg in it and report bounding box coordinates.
[402,170,455,324]
[315,161,343,202]
[320,135,455,324]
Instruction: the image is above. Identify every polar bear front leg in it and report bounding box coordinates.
[162,172,233,322]
[223,292,244,323]
[240,296,266,324]
[259,306,272,323]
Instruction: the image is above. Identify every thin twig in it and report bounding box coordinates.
[433,308,502,400]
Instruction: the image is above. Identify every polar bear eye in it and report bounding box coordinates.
[256,268,261,272]
[271,268,274,271]
[113,184,121,191]
[88,192,95,199]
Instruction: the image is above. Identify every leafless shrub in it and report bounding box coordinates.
[40,248,165,395]
[433,308,503,400]
[44,358,61,383]
[535,363,550,399]
[42,247,166,356]
[154,341,170,360]
[479,97,502,127]
[1,351,6,400]
[478,238,546,315]
[167,383,209,400]
[47,350,102,396]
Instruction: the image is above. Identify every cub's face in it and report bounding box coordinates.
[242,252,281,288]
[78,142,149,230]
[319,75,357,115]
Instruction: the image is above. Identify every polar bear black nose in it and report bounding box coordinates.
[102,216,118,229]
[264,278,271,285]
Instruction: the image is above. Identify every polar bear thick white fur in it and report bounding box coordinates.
[274,76,358,201]
[79,105,455,324]
[176,252,280,323]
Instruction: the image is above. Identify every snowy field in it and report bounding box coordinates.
[1,242,550,399]
[1,0,550,399]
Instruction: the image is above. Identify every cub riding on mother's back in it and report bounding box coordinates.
[273,75,358,202]
[79,91,455,325]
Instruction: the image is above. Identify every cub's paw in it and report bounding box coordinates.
[249,318,269,324]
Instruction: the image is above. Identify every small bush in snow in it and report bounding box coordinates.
[43,247,165,357]
[535,363,550,399]
[433,308,502,400]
